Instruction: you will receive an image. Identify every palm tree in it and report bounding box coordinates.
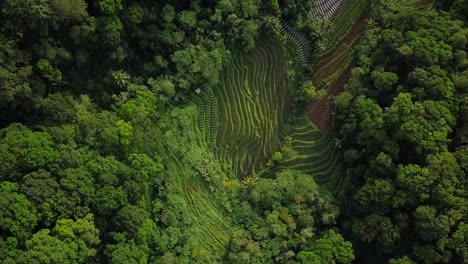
[366,17,377,30]
[241,174,258,189]
[261,15,284,42]
[112,70,131,89]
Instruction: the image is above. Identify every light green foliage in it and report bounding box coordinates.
[98,15,123,47]
[127,3,144,25]
[371,68,399,92]
[49,0,88,22]
[178,11,197,29]
[99,0,123,15]
[407,66,455,100]
[229,169,348,262]
[94,186,127,215]
[36,59,62,82]
[335,92,353,109]
[147,77,176,102]
[355,178,400,212]
[0,124,57,175]
[239,19,259,50]
[171,41,227,88]
[0,182,37,241]
[240,0,259,18]
[161,4,176,23]
[426,152,463,206]
[396,164,431,205]
[0,0,51,23]
[387,94,452,156]
[297,230,354,264]
[353,214,400,248]
[20,170,59,223]
[405,30,453,66]
[446,223,468,262]
[115,120,133,147]
[116,84,158,122]
[389,256,416,264]
[354,97,386,145]
[106,240,148,264]
[17,215,99,263]
[266,0,280,13]
[413,206,450,242]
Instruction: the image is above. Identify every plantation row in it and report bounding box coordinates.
[192,86,219,147]
[306,96,335,132]
[212,38,292,177]
[280,22,312,66]
[311,0,343,19]
[320,0,369,52]
[276,115,341,187]
[312,13,367,86]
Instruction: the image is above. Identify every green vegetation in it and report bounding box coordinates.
[211,37,292,177]
[276,114,342,189]
[319,0,369,53]
[335,1,468,262]
[1,0,467,263]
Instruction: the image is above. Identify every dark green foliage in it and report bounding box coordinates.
[0,0,466,263]
[336,2,468,263]
[227,170,351,263]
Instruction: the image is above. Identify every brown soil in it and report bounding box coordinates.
[306,12,369,132]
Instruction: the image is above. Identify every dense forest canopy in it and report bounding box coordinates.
[0,0,466,263]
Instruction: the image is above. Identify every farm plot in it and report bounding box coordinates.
[277,114,342,187]
[192,86,219,147]
[319,0,368,52]
[281,22,313,66]
[311,0,343,19]
[308,61,357,131]
[212,37,293,177]
[312,13,368,86]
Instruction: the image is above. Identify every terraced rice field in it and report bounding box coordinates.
[276,114,342,187]
[212,37,292,177]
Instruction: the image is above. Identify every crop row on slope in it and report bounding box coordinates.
[320,0,369,52]
[306,63,356,131]
[281,22,313,66]
[312,12,367,86]
[311,0,343,19]
[212,37,293,177]
[192,86,219,147]
[276,114,342,188]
